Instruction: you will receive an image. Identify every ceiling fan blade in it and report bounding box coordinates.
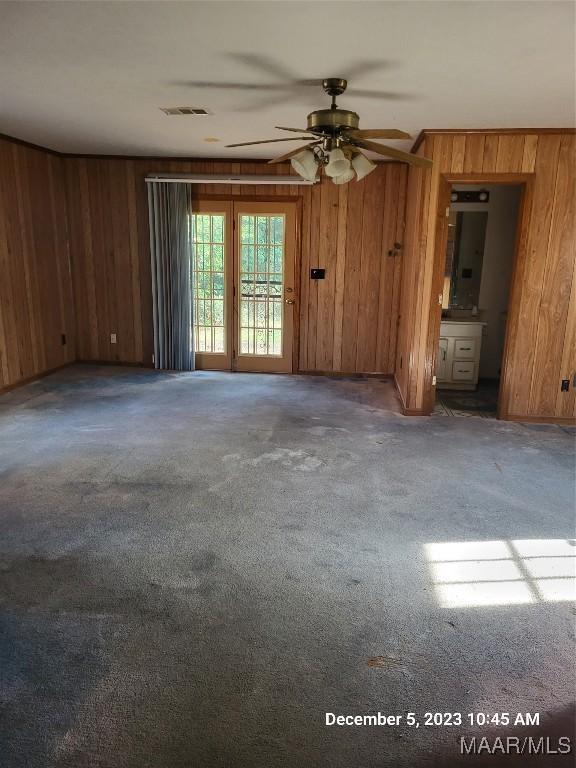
[343,61,390,80]
[226,137,312,148]
[348,129,411,140]
[351,138,433,168]
[234,90,319,112]
[227,53,298,82]
[172,80,283,91]
[347,89,413,101]
[275,126,314,134]
[268,142,321,164]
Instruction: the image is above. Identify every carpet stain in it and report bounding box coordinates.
[0,553,215,618]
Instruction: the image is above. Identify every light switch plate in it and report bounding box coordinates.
[110,333,117,344]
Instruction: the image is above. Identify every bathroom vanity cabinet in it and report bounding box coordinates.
[436,321,485,390]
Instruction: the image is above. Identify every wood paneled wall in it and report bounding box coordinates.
[4,129,571,422]
[396,130,576,422]
[0,137,75,389]
[64,158,407,373]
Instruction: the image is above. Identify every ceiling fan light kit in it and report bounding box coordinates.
[332,167,356,185]
[352,152,377,181]
[225,77,432,186]
[324,147,350,177]
[290,149,319,182]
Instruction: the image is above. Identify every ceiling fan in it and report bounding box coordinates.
[225,78,432,184]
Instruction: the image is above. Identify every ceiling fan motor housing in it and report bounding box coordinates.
[307,108,360,135]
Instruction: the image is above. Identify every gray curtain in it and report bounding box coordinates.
[147,182,194,371]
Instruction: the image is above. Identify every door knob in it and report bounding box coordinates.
[285,298,295,305]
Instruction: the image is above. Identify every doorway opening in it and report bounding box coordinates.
[189,200,297,373]
[434,183,522,418]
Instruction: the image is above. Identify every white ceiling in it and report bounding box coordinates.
[0,1,574,158]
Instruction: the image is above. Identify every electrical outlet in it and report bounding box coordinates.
[110,333,117,344]
[561,379,569,392]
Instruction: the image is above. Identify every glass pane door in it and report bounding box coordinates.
[238,213,284,357]
[189,203,232,370]
[234,202,296,373]
[189,200,294,373]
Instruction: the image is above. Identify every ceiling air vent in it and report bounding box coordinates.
[160,107,211,116]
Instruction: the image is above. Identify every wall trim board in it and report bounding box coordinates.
[0,362,73,395]
[0,131,64,157]
[76,359,154,368]
[401,406,430,416]
[298,370,394,379]
[411,128,576,154]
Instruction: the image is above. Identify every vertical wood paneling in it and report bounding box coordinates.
[64,158,407,374]
[356,170,385,371]
[387,167,406,373]
[396,129,576,422]
[556,263,576,418]
[463,134,485,172]
[332,184,348,371]
[522,135,539,173]
[340,178,366,372]
[451,135,466,173]
[315,179,339,370]
[507,135,561,414]
[495,135,525,172]
[529,135,575,414]
[126,161,143,362]
[0,137,74,389]
[306,178,321,371]
[298,184,311,370]
[482,135,499,172]
[375,164,400,370]
[395,144,428,405]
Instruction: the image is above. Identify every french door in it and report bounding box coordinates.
[190,200,296,373]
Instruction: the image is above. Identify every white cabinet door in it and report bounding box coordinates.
[437,338,449,381]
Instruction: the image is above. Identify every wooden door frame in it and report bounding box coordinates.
[191,194,302,374]
[426,173,535,417]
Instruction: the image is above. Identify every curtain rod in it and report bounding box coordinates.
[145,173,316,186]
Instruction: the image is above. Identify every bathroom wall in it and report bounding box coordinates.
[477,186,522,379]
